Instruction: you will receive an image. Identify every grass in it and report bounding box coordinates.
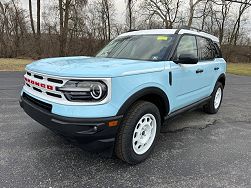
[0,58,250,76]
[227,63,251,76]
[0,58,32,71]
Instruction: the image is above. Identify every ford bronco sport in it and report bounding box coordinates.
[20,28,226,164]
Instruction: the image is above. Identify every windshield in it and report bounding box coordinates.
[96,35,176,61]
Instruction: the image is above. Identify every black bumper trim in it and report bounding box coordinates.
[20,93,123,151]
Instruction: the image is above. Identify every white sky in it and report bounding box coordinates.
[19,0,127,23]
[18,0,251,33]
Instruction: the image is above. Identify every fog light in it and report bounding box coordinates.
[93,126,98,132]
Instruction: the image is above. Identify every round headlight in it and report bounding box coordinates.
[90,84,103,99]
[57,80,108,102]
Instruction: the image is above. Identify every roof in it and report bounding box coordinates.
[119,29,219,43]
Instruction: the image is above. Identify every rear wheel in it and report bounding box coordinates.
[204,82,223,114]
[115,101,161,164]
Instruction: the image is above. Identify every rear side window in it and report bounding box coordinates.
[197,37,214,60]
[175,35,198,59]
[213,43,222,58]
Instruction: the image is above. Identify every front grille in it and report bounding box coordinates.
[47,78,63,84]
[23,92,52,112]
[33,87,42,93]
[34,74,43,80]
[24,71,65,100]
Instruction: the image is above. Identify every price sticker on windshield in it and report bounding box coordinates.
[157,36,169,41]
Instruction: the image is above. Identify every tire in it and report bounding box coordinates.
[203,82,223,114]
[115,101,161,164]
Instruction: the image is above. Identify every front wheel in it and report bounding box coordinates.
[203,82,223,114]
[115,101,161,164]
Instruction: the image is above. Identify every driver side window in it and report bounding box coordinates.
[175,35,198,60]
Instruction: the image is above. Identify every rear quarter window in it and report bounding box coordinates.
[197,37,215,60]
[212,43,222,58]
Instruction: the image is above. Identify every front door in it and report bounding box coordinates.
[170,35,205,111]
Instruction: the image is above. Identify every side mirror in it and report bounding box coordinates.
[175,54,198,64]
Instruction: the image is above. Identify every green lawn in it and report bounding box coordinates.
[227,63,251,76]
[0,58,32,71]
[0,58,250,76]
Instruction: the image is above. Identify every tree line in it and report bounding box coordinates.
[0,0,250,62]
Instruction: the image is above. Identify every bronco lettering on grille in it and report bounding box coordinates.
[24,77,54,90]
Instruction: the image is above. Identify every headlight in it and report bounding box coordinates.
[57,80,108,102]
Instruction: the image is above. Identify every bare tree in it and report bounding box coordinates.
[37,0,41,52]
[187,0,205,27]
[37,0,40,36]
[213,1,232,44]
[29,0,35,36]
[102,0,111,40]
[94,0,115,41]
[0,0,27,57]
[59,0,88,56]
[37,0,41,55]
[200,0,210,30]
[1,0,251,62]
[127,0,134,30]
[143,0,181,29]
[229,0,251,45]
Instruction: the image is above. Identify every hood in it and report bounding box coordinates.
[26,56,165,78]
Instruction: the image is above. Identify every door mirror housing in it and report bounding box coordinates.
[175,54,198,64]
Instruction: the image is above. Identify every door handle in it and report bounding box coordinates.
[214,67,219,70]
[196,69,204,74]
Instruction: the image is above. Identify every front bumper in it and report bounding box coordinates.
[19,93,123,151]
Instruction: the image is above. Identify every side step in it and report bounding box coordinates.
[164,96,211,121]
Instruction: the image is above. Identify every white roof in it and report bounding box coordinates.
[179,29,219,43]
[119,29,219,43]
[119,29,177,37]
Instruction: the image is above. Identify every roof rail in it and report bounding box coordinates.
[175,25,206,34]
[175,25,219,42]
[127,29,139,33]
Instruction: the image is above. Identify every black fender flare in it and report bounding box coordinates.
[116,87,170,117]
[216,73,226,88]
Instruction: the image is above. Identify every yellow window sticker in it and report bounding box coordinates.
[157,36,168,41]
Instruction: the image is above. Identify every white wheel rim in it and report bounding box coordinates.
[132,114,157,155]
[214,88,222,109]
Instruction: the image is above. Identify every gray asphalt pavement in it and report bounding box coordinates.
[0,72,250,188]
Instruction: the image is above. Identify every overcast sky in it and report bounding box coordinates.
[19,0,250,33]
[19,0,127,23]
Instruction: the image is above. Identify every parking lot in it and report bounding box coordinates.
[0,72,250,188]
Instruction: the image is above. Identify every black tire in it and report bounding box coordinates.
[203,82,223,114]
[115,101,161,164]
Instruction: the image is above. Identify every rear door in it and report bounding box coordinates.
[196,36,218,98]
[170,35,205,111]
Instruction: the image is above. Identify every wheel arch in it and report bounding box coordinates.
[217,73,226,88]
[116,87,170,122]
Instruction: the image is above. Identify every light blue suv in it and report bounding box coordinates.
[20,28,226,164]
